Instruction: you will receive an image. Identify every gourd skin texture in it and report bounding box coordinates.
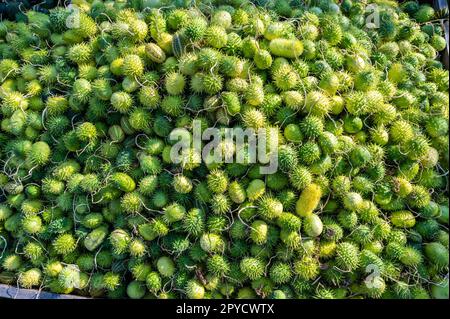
[296,183,322,217]
[0,0,448,300]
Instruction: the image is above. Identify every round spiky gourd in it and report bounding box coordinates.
[111,91,133,113]
[0,59,19,79]
[76,122,97,142]
[75,12,97,38]
[300,116,324,139]
[1,92,29,116]
[318,240,337,259]
[210,194,231,215]
[278,144,299,172]
[48,7,70,33]
[424,242,449,269]
[19,268,42,288]
[184,18,207,42]
[206,169,229,194]
[22,215,43,234]
[197,48,221,70]
[320,15,342,45]
[399,246,423,267]
[244,83,265,106]
[128,239,146,257]
[95,251,113,269]
[254,49,273,70]
[23,242,44,263]
[200,233,224,253]
[76,255,95,272]
[27,141,51,166]
[280,91,303,113]
[425,116,448,138]
[162,203,185,224]
[204,25,228,49]
[139,154,162,175]
[257,196,283,220]
[185,280,205,299]
[2,254,22,271]
[145,271,162,294]
[165,72,185,95]
[351,225,374,245]
[226,77,248,93]
[222,91,240,116]
[272,64,300,92]
[344,91,369,116]
[20,199,43,216]
[260,93,282,117]
[177,52,198,76]
[299,142,321,165]
[172,175,193,194]
[46,96,68,116]
[390,120,414,144]
[227,180,246,204]
[293,256,320,281]
[317,69,339,96]
[72,79,92,103]
[266,172,289,191]
[52,160,81,181]
[101,272,121,291]
[342,192,364,212]
[160,95,184,117]
[289,166,312,191]
[109,229,131,255]
[277,212,302,232]
[136,86,159,109]
[41,177,65,195]
[390,210,416,228]
[269,262,292,284]
[182,208,204,237]
[129,108,152,131]
[229,219,247,240]
[249,220,268,245]
[207,254,230,277]
[131,264,152,285]
[353,68,379,92]
[241,108,266,130]
[67,43,93,64]
[304,91,331,117]
[122,54,144,78]
[408,186,431,209]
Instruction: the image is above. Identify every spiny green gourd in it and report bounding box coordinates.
[0,0,448,300]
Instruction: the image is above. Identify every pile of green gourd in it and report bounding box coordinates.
[0,0,448,299]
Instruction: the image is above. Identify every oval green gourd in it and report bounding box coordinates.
[296,183,322,217]
[269,39,303,58]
